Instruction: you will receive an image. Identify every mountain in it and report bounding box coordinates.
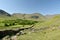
[12,13,45,21]
[0,10,46,21]
[0,9,11,17]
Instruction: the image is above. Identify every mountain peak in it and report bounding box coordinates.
[0,9,11,16]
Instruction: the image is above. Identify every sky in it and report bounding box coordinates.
[0,0,60,15]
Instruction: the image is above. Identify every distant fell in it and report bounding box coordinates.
[12,13,45,21]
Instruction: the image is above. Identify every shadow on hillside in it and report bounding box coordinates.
[0,25,34,40]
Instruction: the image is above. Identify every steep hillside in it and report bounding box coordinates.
[35,14,60,28]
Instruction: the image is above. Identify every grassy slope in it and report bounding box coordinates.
[35,15,60,28]
[17,28,60,40]
[17,15,60,40]
[1,14,60,40]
